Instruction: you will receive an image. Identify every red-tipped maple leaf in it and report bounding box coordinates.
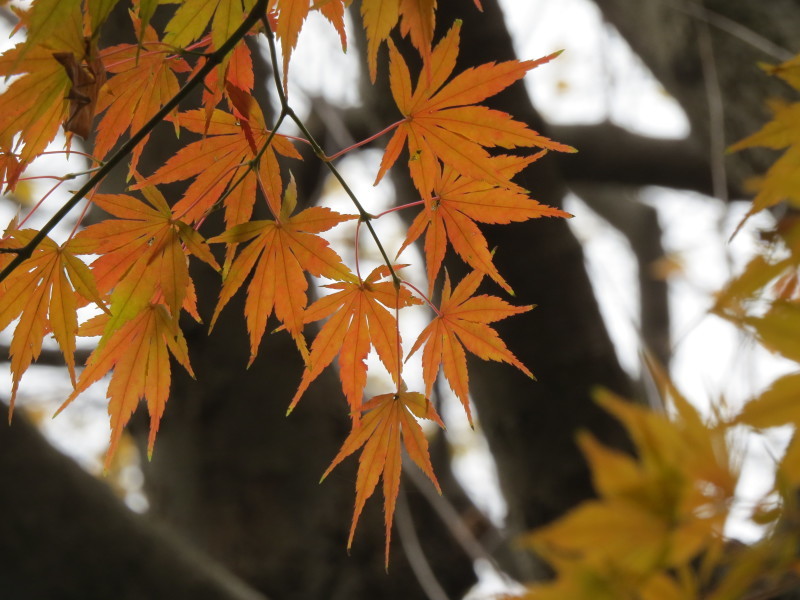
[208,179,356,363]
[376,20,575,196]
[136,107,301,225]
[288,265,421,419]
[55,303,194,468]
[94,21,192,172]
[398,154,570,293]
[74,187,220,327]
[321,389,444,567]
[408,269,534,424]
[0,231,106,416]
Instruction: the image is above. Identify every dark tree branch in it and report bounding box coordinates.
[571,183,672,371]
[551,122,745,198]
[0,414,268,600]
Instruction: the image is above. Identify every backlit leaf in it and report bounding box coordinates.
[321,390,444,567]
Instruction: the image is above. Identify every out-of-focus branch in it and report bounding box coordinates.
[571,183,672,373]
[551,122,744,198]
[0,414,268,600]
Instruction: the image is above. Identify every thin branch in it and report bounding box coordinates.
[0,0,270,283]
[261,23,401,289]
[395,486,451,600]
[696,13,729,205]
[671,0,795,62]
[403,460,508,572]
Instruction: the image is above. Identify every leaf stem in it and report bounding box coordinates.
[0,0,270,283]
[325,120,403,161]
[374,199,424,219]
[401,280,441,317]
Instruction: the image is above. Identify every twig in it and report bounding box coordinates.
[261,21,402,289]
[395,486,451,600]
[671,0,794,62]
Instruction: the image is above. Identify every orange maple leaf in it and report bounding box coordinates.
[321,389,444,568]
[408,269,534,423]
[55,303,194,467]
[0,231,106,417]
[362,0,475,83]
[208,179,356,363]
[94,22,192,171]
[136,107,301,225]
[375,20,574,196]
[267,0,347,85]
[398,154,570,293]
[288,265,422,419]
[74,186,220,325]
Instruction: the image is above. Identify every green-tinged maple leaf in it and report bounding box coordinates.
[134,0,161,41]
[0,231,106,417]
[208,179,356,363]
[376,20,574,196]
[321,390,444,568]
[408,269,533,424]
[0,3,86,166]
[288,265,421,418]
[74,187,220,325]
[88,0,122,32]
[55,303,194,468]
[397,154,570,293]
[94,21,192,171]
[20,0,82,58]
[136,107,301,225]
[164,0,254,53]
[0,45,70,168]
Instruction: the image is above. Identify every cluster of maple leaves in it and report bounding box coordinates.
[0,0,574,563]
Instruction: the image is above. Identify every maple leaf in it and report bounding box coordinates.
[376,20,575,196]
[266,0,347,85]
[94,21,192,171]
[398,154,570,293]
[0,45,70,169]
[360,0,447,83]
[288,265,422,419]
[321,389,444,567]
[74,187,220,325]
[136,107,301,225]
[408,269,534,423]
[19,0,82,59]
[0,231,106,417]
[55,303,194,468]
[164,0,254,55]
[208,178,356,363]
[0,5,85,167]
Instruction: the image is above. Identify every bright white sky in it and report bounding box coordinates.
[0,1,794,596]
